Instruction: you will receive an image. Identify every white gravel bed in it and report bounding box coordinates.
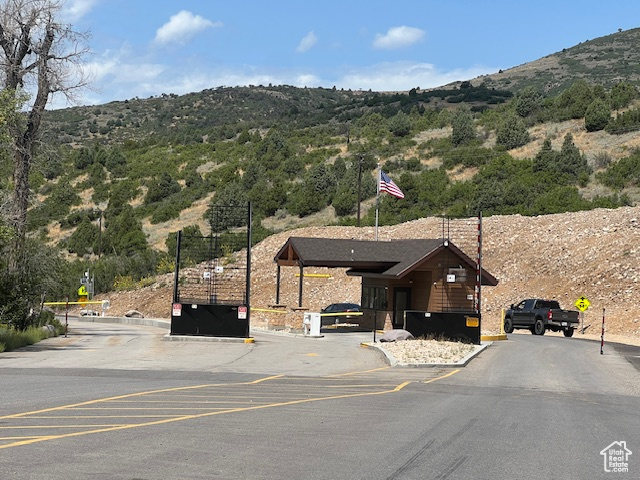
[375,338,477,365]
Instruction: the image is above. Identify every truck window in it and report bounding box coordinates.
[537,300,560,309]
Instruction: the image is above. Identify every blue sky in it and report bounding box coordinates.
[58,0,640,107]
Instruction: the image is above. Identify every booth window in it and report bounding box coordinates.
[362,285,387,309]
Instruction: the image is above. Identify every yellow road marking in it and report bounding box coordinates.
[0,375,282,420]
[0,370,456,450]
[327,366,391,377]
[95,400,279,404]
[248,375,283,384]
[64,407,256,410]
[394,382,412,391]
[25,415,189,419]
[0,425,123,429]
[423,369,460,384]
[0,436,45,440]
[0,381,411,449]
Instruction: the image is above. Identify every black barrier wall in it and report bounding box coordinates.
[171,204,252,338]
[171,304,249,337]
[404,311,481,345]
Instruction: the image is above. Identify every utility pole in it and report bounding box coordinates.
[357,154,364,227]
[97,209,102,259]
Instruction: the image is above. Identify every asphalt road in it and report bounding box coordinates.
[1,320,639,479]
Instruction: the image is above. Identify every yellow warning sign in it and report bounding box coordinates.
[466,317,479,327]
[574,296,591,312]
[78,285,88,296]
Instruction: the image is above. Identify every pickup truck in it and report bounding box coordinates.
[504,299,580,337]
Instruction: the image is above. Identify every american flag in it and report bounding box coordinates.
[379,170,405,199]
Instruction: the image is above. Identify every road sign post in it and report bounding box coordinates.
[574,296,591,334]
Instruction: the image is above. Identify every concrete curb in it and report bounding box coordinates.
[163,334,255,344]
[77,315,171,329]
[481,334,508,341]
[250,326,325,339]
[77,316,254,343]
[362,341,492,368]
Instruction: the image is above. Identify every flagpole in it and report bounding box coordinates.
[375,163,380,241]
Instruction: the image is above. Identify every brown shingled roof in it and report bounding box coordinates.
[274,237,499,285]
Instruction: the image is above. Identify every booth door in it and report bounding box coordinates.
[393,287,412,328]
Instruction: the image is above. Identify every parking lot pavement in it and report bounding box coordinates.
[8,318,386,377]
[609,342,640,372]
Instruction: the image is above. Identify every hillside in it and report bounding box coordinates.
[92,206,640,341]
[22,26,640,257]
[15,26,640,321]
[464,27,640,94]
[40,28,640,147]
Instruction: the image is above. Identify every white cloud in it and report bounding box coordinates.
[62,0,99,22]
[83,47,165,83]
[154,10,221,46]
[296,31,318,53]
[64,42,497,107]
[294,73,321,86]
[373,26,425,50]
[337,61,496,92]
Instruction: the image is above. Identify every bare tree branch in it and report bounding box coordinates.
[0,0,90,272]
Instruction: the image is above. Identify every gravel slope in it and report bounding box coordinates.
[88,206,640,342]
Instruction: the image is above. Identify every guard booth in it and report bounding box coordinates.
[170,204,251,338]
[273,215,498,344]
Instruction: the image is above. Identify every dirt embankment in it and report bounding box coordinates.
[88,206,640,341]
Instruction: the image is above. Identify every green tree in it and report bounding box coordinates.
[533,138,556,173]
[556,80,595,119]
[332,157,347,179]
[355,112,388,141]
[610,82,637,110]
[332,184,357,216]
[255,129,292,169]
[248,179,287,218]
[241,160,266,190]
[67,218,99,256]
[165,225,207,264]
[145,172,180,204]
[0,238,64,329]
[514,86,543,118]
[206,182,249,229]
[596,151,640,189]
[451,109,476,147]
[286,183,324,217]
[559,133,591,183]
[105,148,128,177]
[306,163,336,198]
[387,110,412,137]
[103,204,148,256]
[584,98,611,132]
[496,115,530,149]
[533,135,591,185]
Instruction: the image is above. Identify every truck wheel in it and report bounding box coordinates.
[504,317,514,334]
[563,327,575,338]
[534,319,546,336]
